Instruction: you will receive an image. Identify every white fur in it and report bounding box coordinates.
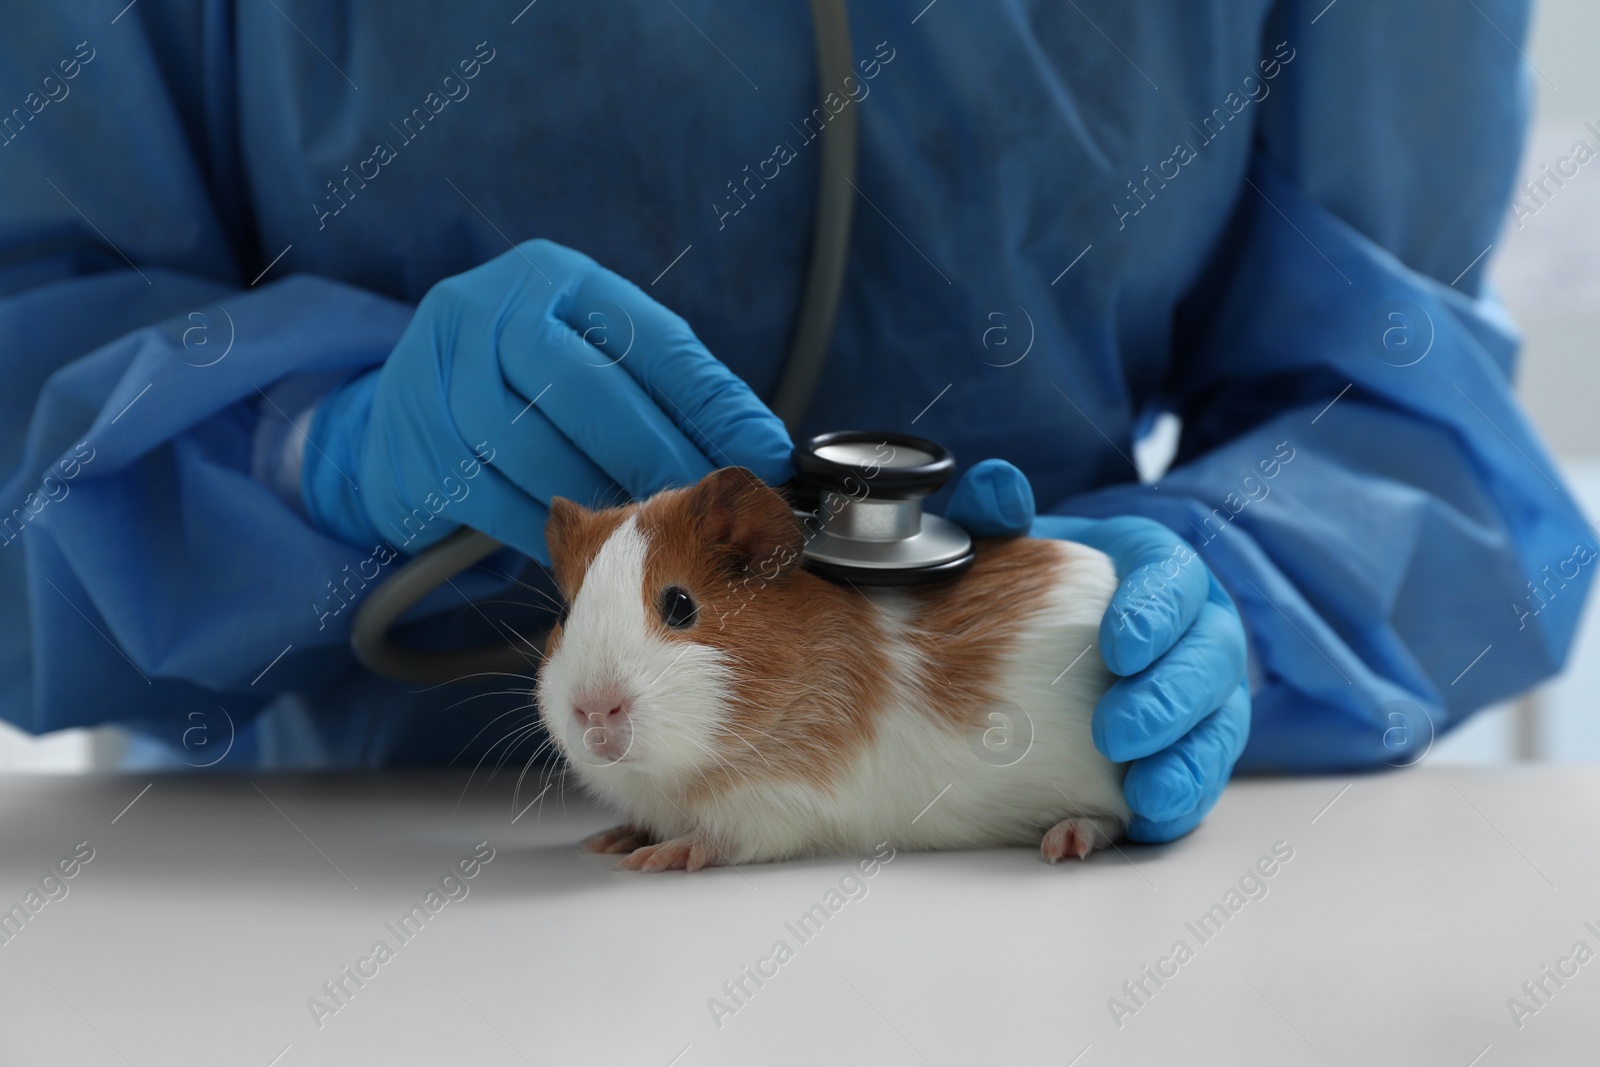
[538,525,1128,865]
[536,516,736,780]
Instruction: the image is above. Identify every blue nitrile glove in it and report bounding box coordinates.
[946,459,1251,843]
[300,239,793,563]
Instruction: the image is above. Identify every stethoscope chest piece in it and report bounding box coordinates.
[791,430,974,586]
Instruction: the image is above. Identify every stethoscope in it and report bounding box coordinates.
[350,0,973,684]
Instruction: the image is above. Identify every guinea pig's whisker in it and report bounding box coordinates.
[465,603,562,638]
[514,738,560,809]
[670,741,722,797]
[461,597,543,611]
[442,605,551,662]
[498,737,550,791]
[477,565,541,591]
[490,720,547,777]
[708,723,772,768]
[521,743,567,812]
[404,669,539,695]
[540,754,569,812]
[490,620,549,664]
[447,699,547,767]
[454,711,542,812]
[436,688,542,717]
[457,702,541,797]
[483,713,543,766]
[479,569,570,614]
[680,732,758,790]
[466,727,540,800]
[717,719,782,747]
[590,484,631,511]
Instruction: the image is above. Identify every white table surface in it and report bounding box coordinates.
[0,766,1593,1066]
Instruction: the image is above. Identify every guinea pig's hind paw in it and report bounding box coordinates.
[1040,815,1121,864]
[615,834,726,873]
[581,824,653,855]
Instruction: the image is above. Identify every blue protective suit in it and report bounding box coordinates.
[0,0,1589,770]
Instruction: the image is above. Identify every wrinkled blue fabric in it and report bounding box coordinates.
[0,0,1589,786]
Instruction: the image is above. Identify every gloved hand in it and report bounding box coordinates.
[299,239,793,563]
[946,459,1251,842]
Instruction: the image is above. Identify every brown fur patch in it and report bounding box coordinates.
[898,538,1072,732]
[632,475,895,799]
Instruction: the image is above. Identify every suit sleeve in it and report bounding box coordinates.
[0,2,414,738]
[1047,0,1593,771]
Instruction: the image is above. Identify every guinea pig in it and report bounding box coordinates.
[534,466,1128,871]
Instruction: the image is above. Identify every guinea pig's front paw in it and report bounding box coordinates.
[580,824,654,855]
[1040,814,1123,864]
[614,833,727,873]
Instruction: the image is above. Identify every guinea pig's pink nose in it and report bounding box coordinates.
[572,691,629,725]
[572,689,633,762]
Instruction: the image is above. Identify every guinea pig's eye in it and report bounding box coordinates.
[658,586,698,629]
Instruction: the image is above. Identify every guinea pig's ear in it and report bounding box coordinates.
[545,497,588,581]
[687,467,804,579]
[546,497,586,550]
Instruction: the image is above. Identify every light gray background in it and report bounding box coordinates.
[0,769,1592,1066]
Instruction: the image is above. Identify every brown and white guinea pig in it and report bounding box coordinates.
[534,466,1128,872]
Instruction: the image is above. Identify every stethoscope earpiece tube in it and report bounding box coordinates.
[355,1,907,683]
[769,0,858,432]
[349,527,535,685]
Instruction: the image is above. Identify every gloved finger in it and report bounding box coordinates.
[495,286,723,499]
[389,323,624,523]
[443,239,782,500]
[1125,777,1225,844]
[301,366,560,563]
[450,465,558,565]
[1095,520,1210,676]
[1122,681,1251,824]
[486,410,629,517]
[1092,597,1248,762]
[355,448,557,564]
[548,241,792,485]
[473,345,674,509]
[943,459,1036,537]
[402,245,637,511]
[520,348,723,499]
[463,276,712,500]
